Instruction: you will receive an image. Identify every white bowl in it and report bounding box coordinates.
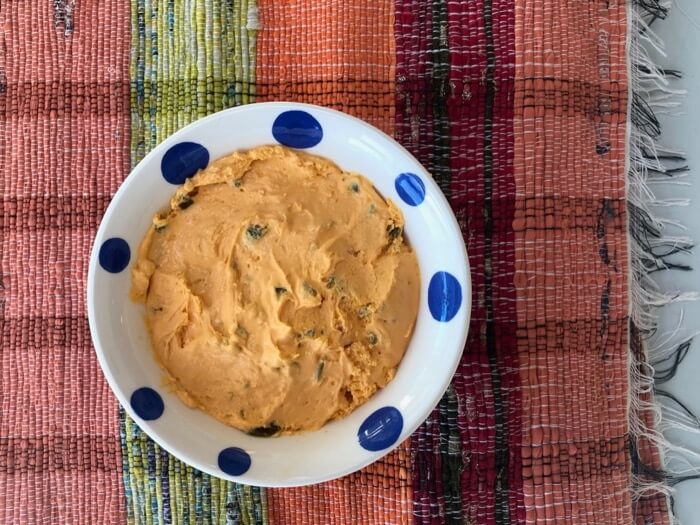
[87,102,471,487]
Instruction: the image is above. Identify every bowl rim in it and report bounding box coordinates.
[87,101,472,486]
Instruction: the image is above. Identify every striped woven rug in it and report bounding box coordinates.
[0,0,678,523]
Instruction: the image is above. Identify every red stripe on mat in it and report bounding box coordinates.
[0,1,130,522]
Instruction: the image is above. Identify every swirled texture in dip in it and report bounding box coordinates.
[130,145,420,435]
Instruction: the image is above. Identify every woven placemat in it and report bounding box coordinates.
[0,0,680,523]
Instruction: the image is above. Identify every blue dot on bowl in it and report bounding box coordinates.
[272,110,323,149]
[395,172,426,206]
[98,237,131,273]
[161,142,210,185]
[358,406,403,452]
[428,271,463,322]
[130,387,164,420]
[218,447,252,476]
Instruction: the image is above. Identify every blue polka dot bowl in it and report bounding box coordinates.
[87,102,470,487]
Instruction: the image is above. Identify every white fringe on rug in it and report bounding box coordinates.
[628,1,700,521]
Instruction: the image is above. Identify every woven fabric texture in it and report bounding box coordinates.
[0,0,669,523]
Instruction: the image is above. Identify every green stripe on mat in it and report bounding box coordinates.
[120,412,268,524]
[123,0,264,523]
[130,0,257,165]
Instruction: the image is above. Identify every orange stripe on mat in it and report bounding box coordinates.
[267,444,412,525]
[255,1,412,523]
[256,0,396,136]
